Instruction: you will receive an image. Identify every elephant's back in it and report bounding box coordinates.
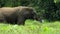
[0,7,17,12]
[0,7,18,16]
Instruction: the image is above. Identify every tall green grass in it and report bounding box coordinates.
[0,19,60,34]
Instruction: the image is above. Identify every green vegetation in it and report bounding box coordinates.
[0,20,60,34]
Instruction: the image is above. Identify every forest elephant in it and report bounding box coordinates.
[0,6,39,25]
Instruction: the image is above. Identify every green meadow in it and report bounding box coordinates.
[0,19,60,34]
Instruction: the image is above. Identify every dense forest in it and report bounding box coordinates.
[0,0,60,21]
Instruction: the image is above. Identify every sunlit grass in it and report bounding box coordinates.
[0,19,60,34]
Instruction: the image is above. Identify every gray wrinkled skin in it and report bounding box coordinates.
[0,6,38,25]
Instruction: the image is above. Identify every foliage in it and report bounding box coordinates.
[0,20,60,34]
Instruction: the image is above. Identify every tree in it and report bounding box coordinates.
[41,0,58,21]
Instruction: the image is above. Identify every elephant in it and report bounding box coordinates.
[0,6,39,25]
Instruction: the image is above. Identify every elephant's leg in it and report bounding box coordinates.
[6,18,13,24]
[17,17,26,25]
[0,18,5,22]
[5,17,14,24]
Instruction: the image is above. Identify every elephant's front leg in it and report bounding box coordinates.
[17,17,26,25]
